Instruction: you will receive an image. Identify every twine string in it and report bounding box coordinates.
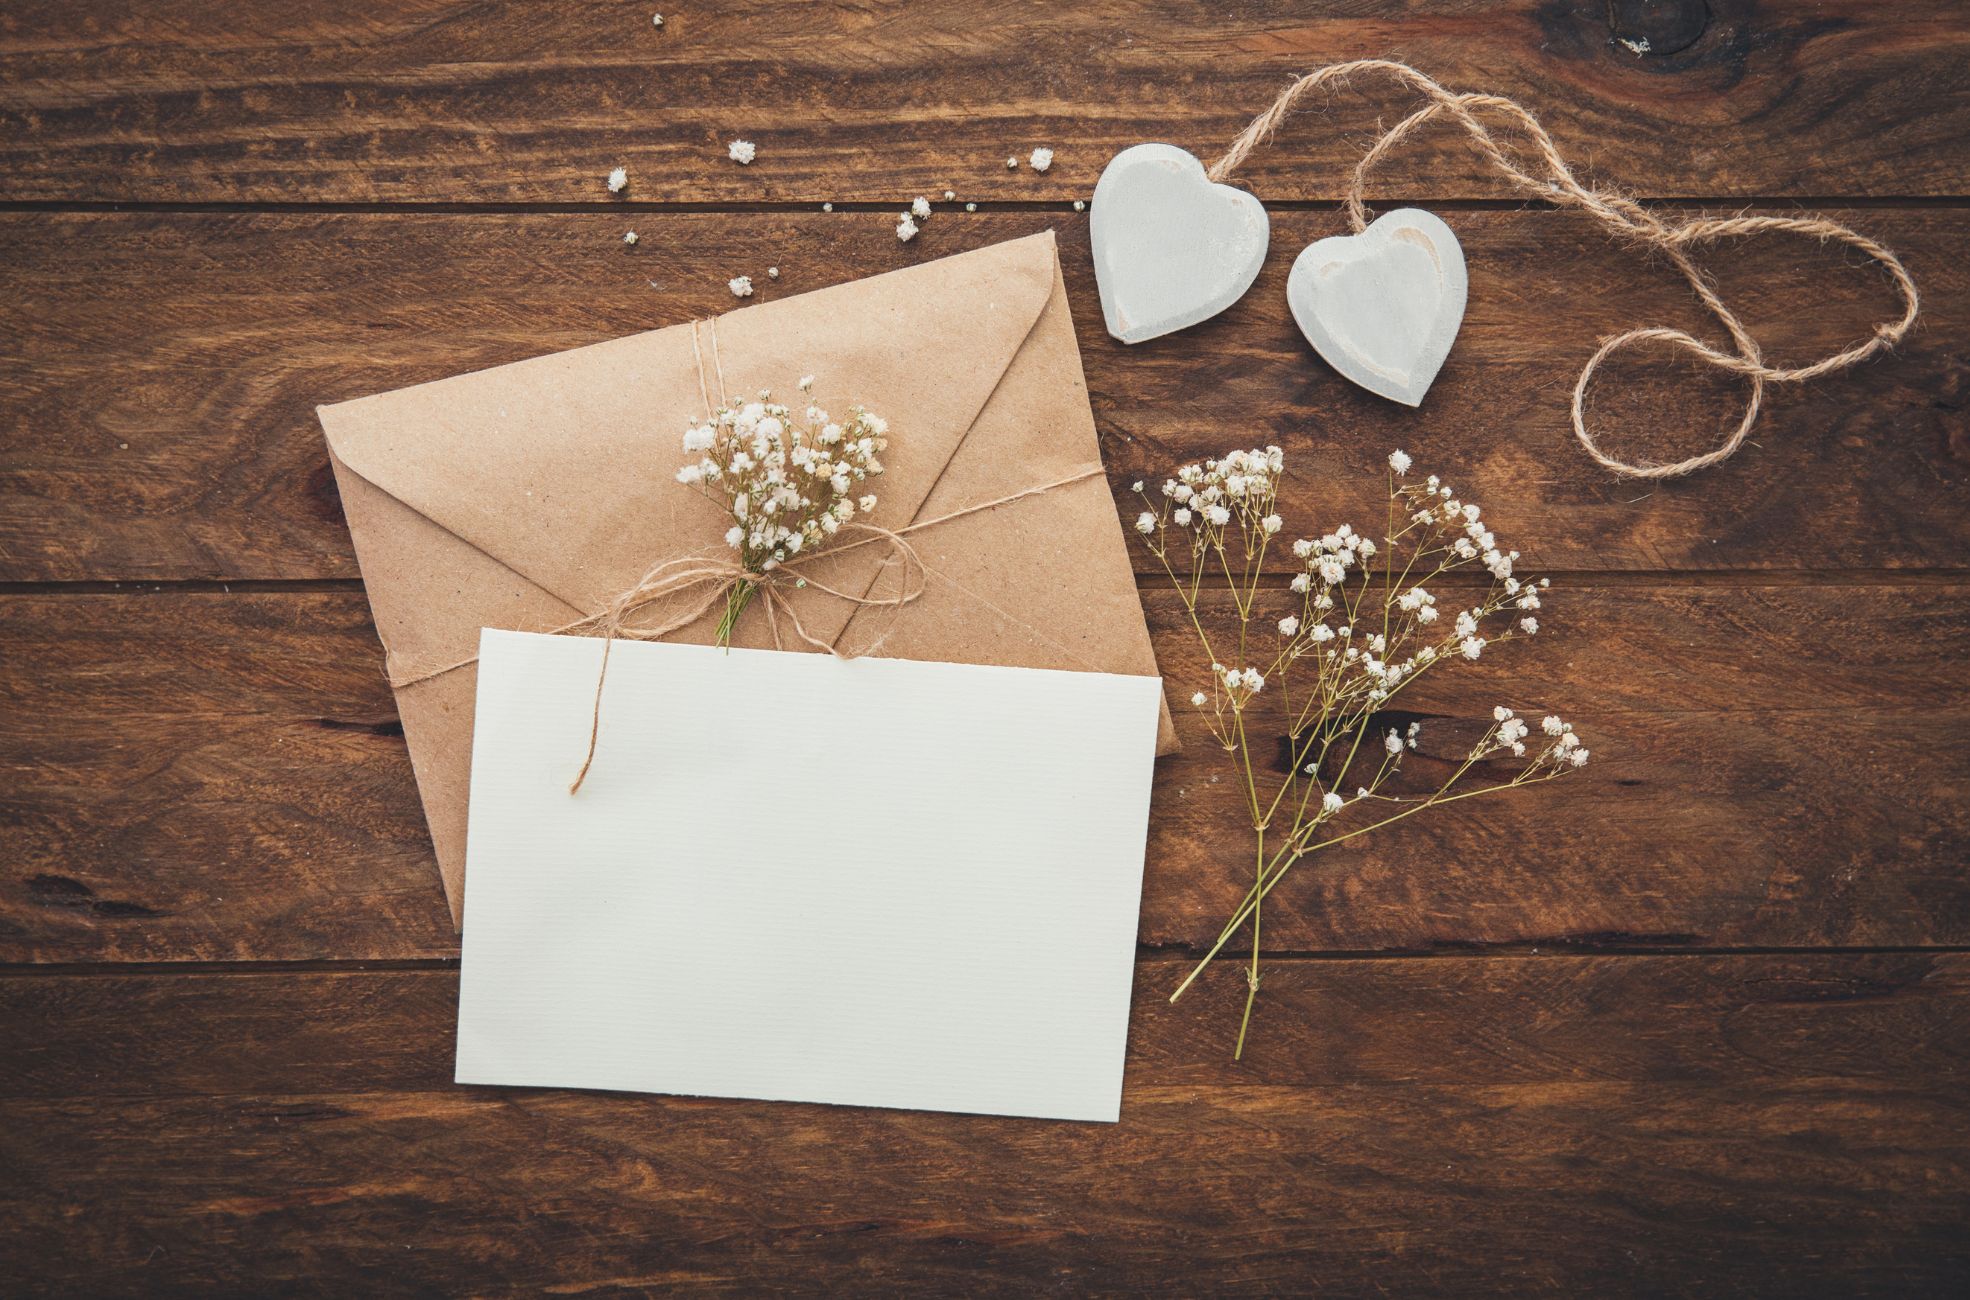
[1209,59,1920,479]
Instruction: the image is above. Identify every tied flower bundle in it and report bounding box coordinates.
[1132,448,1591,1057]
[675,375,889,644]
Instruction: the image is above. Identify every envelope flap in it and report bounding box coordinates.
[319,233,1063,618]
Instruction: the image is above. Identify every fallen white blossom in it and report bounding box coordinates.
[728,275,753,297]
[606,166,628,194]
[622,230,638,245]
[895,214,919,242]
[1029,147,1054,172]
[727,139,756,165]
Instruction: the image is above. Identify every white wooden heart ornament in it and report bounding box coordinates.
[1090,143,1270,344]
[1287,208,1467,407]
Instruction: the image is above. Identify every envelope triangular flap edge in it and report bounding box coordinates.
[319,233,1064,638]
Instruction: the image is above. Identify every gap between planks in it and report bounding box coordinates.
[6,944,1970,980]
[3,196,1970,217]
[4,570,1967,598]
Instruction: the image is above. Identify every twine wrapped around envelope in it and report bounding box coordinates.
[1211,59,1921,479]
[385,317,1106,793]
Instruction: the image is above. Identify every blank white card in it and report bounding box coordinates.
[457,629,1164,1122]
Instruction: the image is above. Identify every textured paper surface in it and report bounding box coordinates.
[455,630,1163,1122]
[319,232,1175,928]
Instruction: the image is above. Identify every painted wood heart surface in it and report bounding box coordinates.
[1089,144,1270,344]
[1287,208,1467,407]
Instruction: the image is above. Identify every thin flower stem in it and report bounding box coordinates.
[715,579,756,647]
[1170,768,1567,1004]
[1235,823,1265,1060]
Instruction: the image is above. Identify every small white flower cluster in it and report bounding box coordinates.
[728,139,756,165]
[1194,662,1265,710]
[1029,147,1054,172]
[606,166,629,194]
[1484,707,1589,767]
[1290,524,1377,593]
[675,378,888,573]
[1404,472,1518,583]
[1138,447,1285,540]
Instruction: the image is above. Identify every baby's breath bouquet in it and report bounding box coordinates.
[1133,448,1590,1057]
[675,376,888,644]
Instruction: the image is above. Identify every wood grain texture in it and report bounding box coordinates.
[5,585,1964,963]
[0,957,1964,1295]
[4,3,1969,1288]
[2,209,1962,583]
[6,955,1964,1097]
[2,0,1968,204]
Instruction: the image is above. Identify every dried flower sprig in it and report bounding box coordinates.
[1133,448,1590,1057]
[676,377,888,643]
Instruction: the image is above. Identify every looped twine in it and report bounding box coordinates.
[564,521,927,793]
[1209,59,1920,479]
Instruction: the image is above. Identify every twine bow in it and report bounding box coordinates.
[1210,59,1921,479]
[563,520,928,793]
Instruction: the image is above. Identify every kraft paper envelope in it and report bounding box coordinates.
[457,629,1164,1122]
[319,231,1174,926]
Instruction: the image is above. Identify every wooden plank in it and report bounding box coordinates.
[4,585,1964,962]
[5,955,1964,1096]
[0,957,1964,1293]
[1,1,1967,204]
[7,1086,1961,1295]
[1,209,1962,583]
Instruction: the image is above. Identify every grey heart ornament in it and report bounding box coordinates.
[1089,144,1270,344]
[1287,208,1467,406]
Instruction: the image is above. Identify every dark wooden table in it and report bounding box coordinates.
[3,2,1967,1294]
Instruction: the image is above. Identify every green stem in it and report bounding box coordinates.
[716,579,757,648]
[1170,769,1565,1004]
[1235,823,1264,1060]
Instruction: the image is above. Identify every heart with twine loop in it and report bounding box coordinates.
[1089,144,1269,345]
[1286,208,1467,407]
